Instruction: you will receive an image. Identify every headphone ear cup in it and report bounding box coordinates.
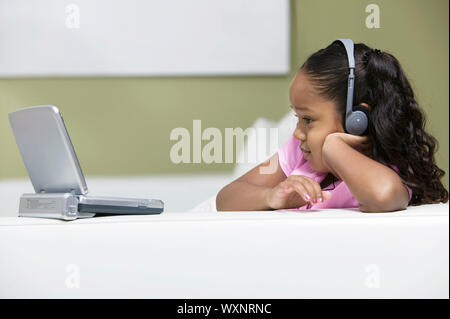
[353,104,370,118]
[344,104,370,136]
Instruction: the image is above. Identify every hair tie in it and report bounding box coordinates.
[373,49,382,55]
[362,48,382,64]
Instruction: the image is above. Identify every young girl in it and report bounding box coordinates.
[216,40,449,212]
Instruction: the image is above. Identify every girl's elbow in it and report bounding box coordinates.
[216,184,233,212]
[360,185,409,213]
[359,201,407,213]
[216,187,226,212]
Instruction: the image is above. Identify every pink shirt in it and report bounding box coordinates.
[277,134,413,210]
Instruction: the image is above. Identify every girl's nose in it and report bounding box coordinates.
[294,125,306,142]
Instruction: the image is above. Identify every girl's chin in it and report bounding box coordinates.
[308,160,329,174]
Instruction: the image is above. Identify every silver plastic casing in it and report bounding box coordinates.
[9,105,88,195]
[10,105,164,220]
[78,196,164,215]
[19,193,95,221]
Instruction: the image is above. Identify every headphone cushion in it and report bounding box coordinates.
[344,104,370,135]
[353,104,370,118]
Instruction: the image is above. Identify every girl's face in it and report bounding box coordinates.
[289,70,344,173]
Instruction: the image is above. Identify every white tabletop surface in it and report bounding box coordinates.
[0,203,448,226]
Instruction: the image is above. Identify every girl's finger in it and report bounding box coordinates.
[291,175,322,203]
[283,185,293,193]
[302,177,323,204]
[288,176,317,203]
[285,180,311,203]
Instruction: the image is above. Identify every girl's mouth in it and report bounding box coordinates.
[300,147,311,157]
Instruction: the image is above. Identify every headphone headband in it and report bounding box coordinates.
[332,38,369,136]
[333,38,355,122]
[335,38,355,68]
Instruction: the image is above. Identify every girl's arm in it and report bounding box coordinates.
[216,153,287,211]
[322,134,410,213]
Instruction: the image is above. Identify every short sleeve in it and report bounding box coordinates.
[277,134,302,177]
[402,183,413,202]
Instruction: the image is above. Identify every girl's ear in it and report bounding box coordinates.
[359,102,371,110]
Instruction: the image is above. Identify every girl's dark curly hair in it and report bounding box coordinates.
[299,40,448,206]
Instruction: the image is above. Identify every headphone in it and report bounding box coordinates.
[333,38,370,136]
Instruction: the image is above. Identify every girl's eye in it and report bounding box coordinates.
[303,117,312,124]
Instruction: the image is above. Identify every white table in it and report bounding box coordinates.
[0,203,448,298]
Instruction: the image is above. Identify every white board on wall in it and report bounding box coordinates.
[0,0,290,77]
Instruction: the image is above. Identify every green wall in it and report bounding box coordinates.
[1,0,448,190]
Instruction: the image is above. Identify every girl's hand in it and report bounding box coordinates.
[324,132,371,155]
[321,132,371,180]
[265,175,333,210]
